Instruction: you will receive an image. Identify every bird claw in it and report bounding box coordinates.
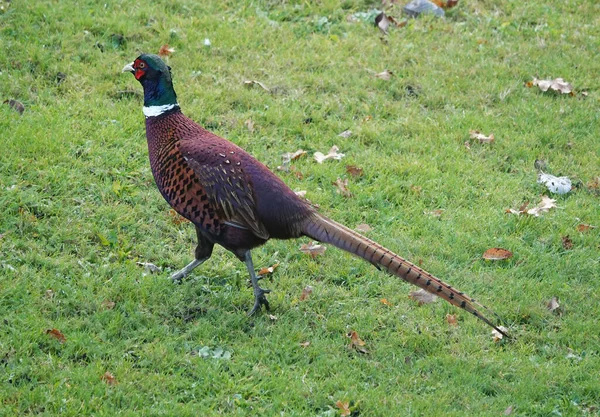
[247,288,271,316]
[171,271,185,284]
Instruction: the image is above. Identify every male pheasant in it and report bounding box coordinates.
[123,54,507,336]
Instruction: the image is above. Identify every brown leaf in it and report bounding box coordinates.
[347,330,368,354]
[346,165,364,178]
[336,400,351,417]
[243,80,270,92]
[286,149,307,161]
[46,328,66,343]
[158,44,175,57]
[299,285,313,301]
[314,145,345,163]
[299,242,326,258]
[101,371,118,386]
[446,314,458,326]
[374,70,393,81]
[530,77,574,94]
[257,263,280,276]
[45,289,55,299]
[356,223,373,233]
[332,178,352,197]
[547,296,560,312]
[561,235,573,250]
[577,223,596,232]
[101,300,116,310]
[300,341,311,348]
[380,298,392,306]
[504,405,514,415]
[409,289,438,305]
[482,248,513,261]
[3,99,25,115]
[469,130,495,144]
[268,314,278,321]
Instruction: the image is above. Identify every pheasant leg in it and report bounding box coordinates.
[244,251,270,315]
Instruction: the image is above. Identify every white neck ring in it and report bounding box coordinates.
[143,103,178,118]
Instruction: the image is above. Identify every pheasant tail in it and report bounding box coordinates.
[302,213,508,337]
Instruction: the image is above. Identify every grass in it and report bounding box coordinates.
[1,0,599,415]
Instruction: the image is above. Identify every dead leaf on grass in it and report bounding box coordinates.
[158,44,175,57]
[314,145,345,163]
[356,223,373,233]
[332,177,352,197]
[504,405,515,415]
[347,330,368,354]
[492,326,509,342]
[299,285,313,301]
[527,77,574,94]
[136,261,161,274]
[46,328,66,343]
[577,223,597,232]
[506,196,556,217]
[102,300,116,310]
[244,119,255,132]
[45,289,55,299]
[409,289,438,305]
[547,296,560,313]
[346,165,364,178]
[3,99,25,115]
[425,209,444,217]
[482,248,513,261]
[446,314,458,326]
[299,242,326,258]
[257,263,280,276]
[101,371,118,386]
[268,314,278,321]
[469,130,495,144]
[167,208,188,225]
[374,70,394,81]
[380,298,393,306]
[336,400,352,417]
[338,129,352,138]
[561,235,573,250]
[300,341,311,348]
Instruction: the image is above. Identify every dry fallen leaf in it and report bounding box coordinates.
[492,326,509,342]
[46,328,66,343]
[346,165,364,178]
[375,70,394,81]
[338,129,352,138]
[102,371,117,386]
[45,289,55,299]
[167,208,188,225]
[537,172,571,194]
[561,235,573,250]
[482,248,513,261]
[136,261,161,274]
[244,119,255,132]
[529,77,574,94]
[425,209,444,217]
[101,300,116,310]
[347,330,368,354]
[3,99,25,115]
[268,314,278,321]
[314,145,345,163]
[547,296,560,312]
[158,44,175,57]
[356,223,373,233]
[243,80,270,92]
[257,263,280,276]
[446,314,458,326]
[300,341,311,348]
[294,190,307,198]
[409,289,438,305]
[300,285,313,301]
[506,196,557,217]
[332,178,352,197]
[336,400,352,417]
[504,405,514,416]
[469,130,495,144]
[299,242,326,258]
[380,298,393,306]
[577,223,597,232]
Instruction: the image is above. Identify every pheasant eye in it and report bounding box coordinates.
[138,62,146,69]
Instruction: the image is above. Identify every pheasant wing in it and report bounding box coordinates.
[181,143,270,240]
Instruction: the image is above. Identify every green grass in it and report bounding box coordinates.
[1,0,599,415]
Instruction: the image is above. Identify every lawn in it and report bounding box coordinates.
[1,0,599,415]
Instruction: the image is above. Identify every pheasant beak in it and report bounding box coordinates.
[122,62,135,73]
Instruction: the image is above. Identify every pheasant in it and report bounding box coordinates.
[123,54,508,337]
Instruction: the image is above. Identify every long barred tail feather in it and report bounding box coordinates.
[302,212,509,337]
